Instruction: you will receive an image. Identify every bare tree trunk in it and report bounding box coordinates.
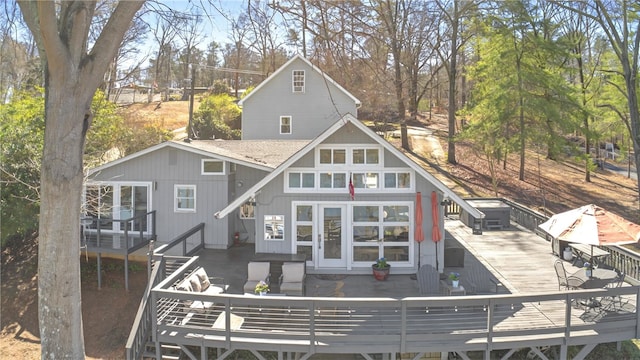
[447,0,459,164]
[38,70,89,356]
[17,2,144,357]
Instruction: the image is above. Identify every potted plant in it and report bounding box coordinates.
[449,272,460,288]
[254,280,269,295]
[372,257,391,281]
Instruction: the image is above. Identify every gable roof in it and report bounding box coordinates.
[215,115,485,220]
[238,54,361,108]
[87,139,309,176]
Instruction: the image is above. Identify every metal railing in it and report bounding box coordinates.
[82,210,157,250]
[125,255,192,360]
[474,198,640,282]
[147,222,205,279]
[150,275,640,357]
[125,222,205,360]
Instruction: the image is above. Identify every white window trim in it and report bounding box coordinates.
[83,181,153,233]
[174,184,196,213]
[264,215,285,241]
[280,116,292,134]
[285,170,316,191]
[351,146,382,166]
[201,159,226,175]
[292,70,305,93]
[284,168,414,193]
[315,144,385,168]
[289,201,414,269]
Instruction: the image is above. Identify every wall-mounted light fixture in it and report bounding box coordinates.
[440,196,451,207]
[237,180,244,188]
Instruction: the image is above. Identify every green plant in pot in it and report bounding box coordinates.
[449,272,460,287]
[372,257,391,281]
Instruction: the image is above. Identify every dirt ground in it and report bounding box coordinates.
[1,237,148,359]
[1,106,639,359]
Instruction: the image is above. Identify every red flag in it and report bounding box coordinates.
[349,178,355,200]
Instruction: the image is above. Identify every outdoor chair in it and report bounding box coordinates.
[601,271,626,311]
[279,262,306,296]
[243,262,271,294]
[417,264,441,295]
[554,260,569,290]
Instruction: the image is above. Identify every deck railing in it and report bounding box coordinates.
[147,222,205,279]
[462,198,640,282]
[125,255,194,360]
[82,210,157,251]
[150,280,640,358]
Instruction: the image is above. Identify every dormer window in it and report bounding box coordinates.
[293,70,305,93]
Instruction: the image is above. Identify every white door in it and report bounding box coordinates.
[318,205,347,268]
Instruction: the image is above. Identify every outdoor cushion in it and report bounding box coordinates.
[189,276,202,292]
[247,262,270,281]
[279,262,305,296]
[193,268,211,291]
[175,281,193,292]
[282,263,305,282]
[244,262,270,293]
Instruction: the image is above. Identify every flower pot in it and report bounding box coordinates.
[259,291,267,296]
[372,264,390,281]
[452,280,459,288]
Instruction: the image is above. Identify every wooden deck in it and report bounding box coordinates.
[131,219,640,359]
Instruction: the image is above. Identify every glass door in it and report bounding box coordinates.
[319,205,346,268]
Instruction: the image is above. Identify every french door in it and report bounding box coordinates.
[318,205,346,267]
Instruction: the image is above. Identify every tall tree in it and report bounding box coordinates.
[436,0,478,165]
[556,0,640,203]
[16,1,144,357]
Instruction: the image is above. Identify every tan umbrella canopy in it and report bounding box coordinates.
[538,204,640,246]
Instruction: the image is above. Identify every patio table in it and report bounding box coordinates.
[568,243,609,267]
[570,268,618,289]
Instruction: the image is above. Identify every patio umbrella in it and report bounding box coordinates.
[415,192,425,268]
[538,204,640,271]
[431,191,443,270]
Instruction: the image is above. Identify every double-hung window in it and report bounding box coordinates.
[175,185,196,212]
[293,70,305,93]
[280,116,292,134]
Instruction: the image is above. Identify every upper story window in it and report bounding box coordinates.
[202,159,224,175]
[293,70,305,93]
[174,185,196,213]
[280,116,292,134]
[319,148,346,165]
[384,172,411,189]
[316,145,382,168]
[353,148,379,165]
[288,172,315,189]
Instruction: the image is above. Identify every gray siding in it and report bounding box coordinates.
[89,146,268,249]
[250,121,445,272]
[242,58,358,140]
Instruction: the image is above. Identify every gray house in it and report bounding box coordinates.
[84,55,483,274]
[239,54,361,140]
